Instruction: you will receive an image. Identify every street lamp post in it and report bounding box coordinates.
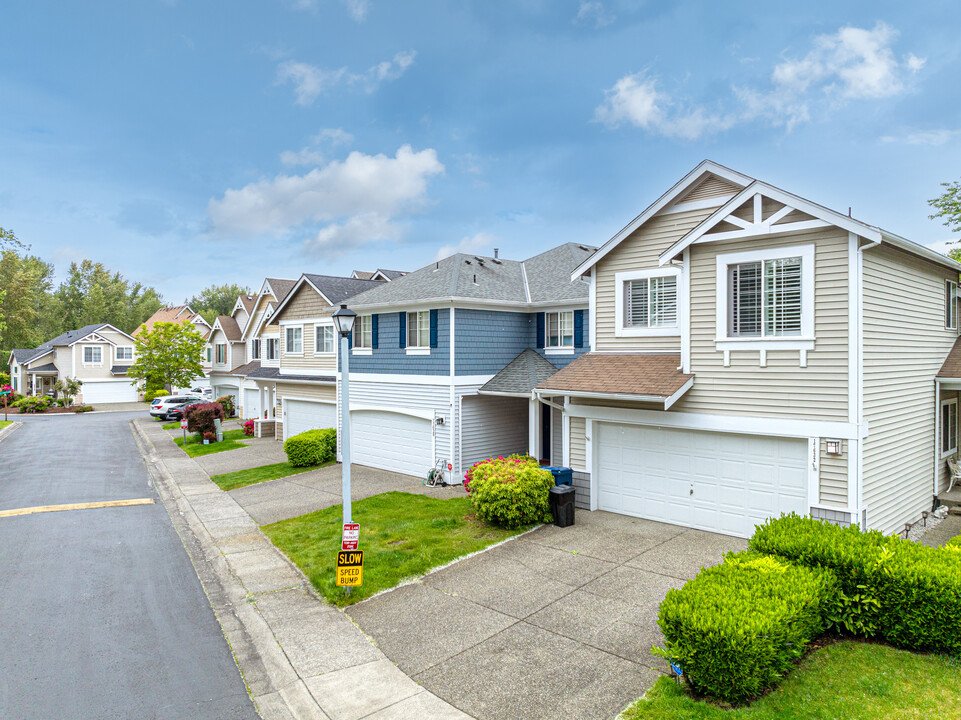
[332,304,357,526]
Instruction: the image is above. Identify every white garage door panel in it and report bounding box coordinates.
[244,389,261,419]
[83,381,138,404]
[351,410,432,478]
[597,423,808,538]
[285,400,336,439]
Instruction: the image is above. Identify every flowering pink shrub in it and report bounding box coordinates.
[464,453,536,493]
[243,419,255,437]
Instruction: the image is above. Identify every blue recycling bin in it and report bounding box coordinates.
[542,466,573,486]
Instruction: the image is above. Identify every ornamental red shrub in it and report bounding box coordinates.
[184,402,225,437]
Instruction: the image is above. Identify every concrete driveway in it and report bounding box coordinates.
[347,510,746,720]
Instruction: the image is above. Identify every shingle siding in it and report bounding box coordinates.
[454,308,590,376]
[349,308,450,375]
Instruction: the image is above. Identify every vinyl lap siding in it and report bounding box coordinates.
[569,416,587,471]
[672,228,849,420]
[460,395,528,472]
[280,323,336,372]
[594,207,715,352]
[676,174,741,203]
[861,245,958,534]
[281,286,329,320]
[819,438,847,508]
[276,382,335,404]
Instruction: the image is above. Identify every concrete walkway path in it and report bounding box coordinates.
[920,514,961,547]
[133,417,472,720]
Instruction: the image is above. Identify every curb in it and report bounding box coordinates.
[130,418,474,720]
[0,421,22,443]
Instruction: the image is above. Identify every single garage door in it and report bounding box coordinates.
[244,389,261,419]
[285,399,336,439]
[351,410,433,478]
[596,423,808,538]
[83,381,138,404]
[212,385,238,403]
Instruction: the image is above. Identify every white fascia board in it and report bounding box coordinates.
[566,403,861,440]
[476,390,533,398]
[571,160,754,280]
[880,231,961,272]
[534,388,671,407]
[658,181,886,266]
[342,373,494,386]
[348,298,588,313]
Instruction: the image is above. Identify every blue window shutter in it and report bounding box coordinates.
[429,309,439,348]
[371,314,379,349]
[399,312,406,348]
[536,312,545,349]
[574,310,584,348]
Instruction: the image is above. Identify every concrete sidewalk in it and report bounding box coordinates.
[132,417,472,720]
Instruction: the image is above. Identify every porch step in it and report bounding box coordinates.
[937,487,961,514]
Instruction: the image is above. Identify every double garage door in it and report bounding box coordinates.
[596,423,808,538]
[285,399,336,439]
[83,381,138,404]
[351,410,433,479]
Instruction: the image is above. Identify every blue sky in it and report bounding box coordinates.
[2,1,960,302]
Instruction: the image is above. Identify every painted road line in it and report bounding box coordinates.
[0,498,155,518]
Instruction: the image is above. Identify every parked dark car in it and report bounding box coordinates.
[156,399,200,422]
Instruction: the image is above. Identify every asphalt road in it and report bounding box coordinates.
[0,411,259,720]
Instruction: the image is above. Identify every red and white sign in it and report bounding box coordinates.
[180,419,188,429]
[342,522,360,551]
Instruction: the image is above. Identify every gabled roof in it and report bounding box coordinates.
[136,306,210,336]
[351,270,375,280]
[10,349,36,365]
[938,338,961,379]
[478,349,560,396]
[229,360,261,377]
[270,274,385,320]
[343,243,595,310]
[211,315,243,342]
[25,363,58,374]
[9,324,135,366]
[233,294,256,316]
[265,278,297,304]
[572,160,752,278]
[352,269,406,281]
[535,352,693,409]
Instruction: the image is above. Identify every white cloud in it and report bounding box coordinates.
[342,0,369,21]
[594,72,735,140]
[880,128,961,146]
[434,232,497,262]
[595,22,924,140]
[277,51,416,105]
[575,1,614,29]
[208,145,444,252]
[306,213,397,255]
[280,127,355,166]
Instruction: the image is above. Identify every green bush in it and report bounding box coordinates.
[946,534,961,550]
[12,395,53,413]
[749,514,961,656]
[467,457,553,529]
[283,428,337,467]
[653,552,838,705]
[216,395,235,417]
[73,405,94,413]
[145,388,170,403]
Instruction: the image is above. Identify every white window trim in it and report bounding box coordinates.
[314,323,335,355]
[715,243,815,350]
[407,310,430,350]
[115,346,133,361]
[354,315,374,350]
[216,343,227,364]
[352,348,373,356]
[82,346,103,367]
[265,337,280,361]
[946,280,958,331]
[941,397,958,458]
[544,347,575,356]
[545,310,575,349]
[614,267,682,337]
[285,326,304,357]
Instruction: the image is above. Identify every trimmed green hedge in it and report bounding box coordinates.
[654,552,837,704]
[145,389,169,403]
[283,428,337,467]
[749,514,961,656]
[467,457,553,529]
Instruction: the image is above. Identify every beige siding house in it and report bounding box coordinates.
[8,324,140,404]
[538,160,961,537]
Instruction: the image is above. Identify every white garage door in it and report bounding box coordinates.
[351,410,433,478]
[285,399,337,440]
[212,385,238,402]
[596,423,808,537]
[244,389,261,419]
[83,381,138,404]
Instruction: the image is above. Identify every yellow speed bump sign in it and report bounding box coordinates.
[336,550,363,587]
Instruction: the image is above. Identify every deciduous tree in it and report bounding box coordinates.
[929,180,961,233]
[127,322,206,392]
[188,283,251,319]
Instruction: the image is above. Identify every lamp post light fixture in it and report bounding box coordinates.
[332,304,357,526]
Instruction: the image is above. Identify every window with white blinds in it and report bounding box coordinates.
[546,310,574,348]
[728,256,802,338]
[625,275,677,328]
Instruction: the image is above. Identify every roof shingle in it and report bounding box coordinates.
[536,353,693,400]
[479,349,560,395]
[938,338,961,378]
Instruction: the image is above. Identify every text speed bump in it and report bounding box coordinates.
[336,550,364,587]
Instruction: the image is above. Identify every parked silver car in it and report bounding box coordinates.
[150,395,205,420]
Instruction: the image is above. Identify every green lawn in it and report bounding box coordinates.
[621,641,961,720]
[262,491,526,606]
[161,421,181,430]
[174,429,248,457]
[210,460,332,491]
[0,420,11,429]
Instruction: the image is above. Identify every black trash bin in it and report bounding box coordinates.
[548,484,575,527]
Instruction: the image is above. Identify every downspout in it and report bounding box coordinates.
[855,234,881,527]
